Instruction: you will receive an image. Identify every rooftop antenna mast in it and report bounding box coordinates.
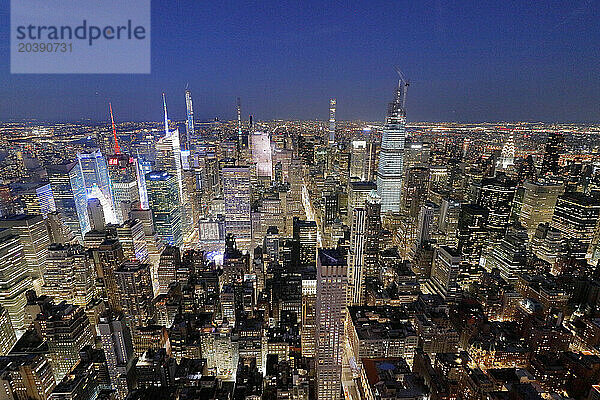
[109,102,120,154]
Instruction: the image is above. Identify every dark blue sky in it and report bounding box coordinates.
[1,0,599,123]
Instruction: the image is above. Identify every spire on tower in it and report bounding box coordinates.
[162,93,170,137]
[109,102,120,155]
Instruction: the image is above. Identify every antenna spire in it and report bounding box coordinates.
[109,102,120,155]
[162,93,169,136]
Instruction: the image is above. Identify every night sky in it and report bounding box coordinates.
[0,0,599,123]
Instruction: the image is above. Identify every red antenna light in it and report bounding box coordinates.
[109,102,120,155]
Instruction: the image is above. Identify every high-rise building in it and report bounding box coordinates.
[551,192,600,260]
[328,98,336,146]
[483,223,528,283]
[185,87,194,149]
[540,131,564,176]
[91,239,124,312]
[145,171,182,246]
[0,305,16,355]
[426,246,462,303]
[86,198,105,231]
[293,218,317,269]
[499,131,516,170]
[223,166,252,251]
[377,76,409,213]
[115,262,154,328]
[363,191,382,279]
[458,204,489,266]
[301,270,317,358]
[316,248,347,400]
[44,243,96,308]
[157,245,181,295]
[0,354,56,399]
[477,175,517,238]
[0,214,50,282]
[77,149,115,223]
[18,183,56,218]
[116,219,148,263]
[0,229,33,331]
[107,154,140,224]
[350,140,367,180]
[98,312,135,400]
[34,301,94,381]
[519,181,564,237]
[47,162,90,240]
[348,207,366,306]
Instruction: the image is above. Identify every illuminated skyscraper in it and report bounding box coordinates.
[107,154,141,224]
[540,131,565,176]
[33,301,94,381]
[115,262,154,328]
[328,98,336,146]
[551,192,600,260]
[294,218,317,269]
[348,207,366,305]
[223,166,252,251]
[146,171,182,246]
[350,140,367,180]
[98,312,135,400]
[499,131,515,170]
[377,74,409,213]
[44,243,96,308]
[316,248,347,400]
[426,246,462,303]
[47,162,91,240]
[0,214,50,282]
[185,87,194,148]
[0,305,16,355]
[0,229,33,331]
[519,181,564,237]
[77,149,115,223]
[18,183,56,218]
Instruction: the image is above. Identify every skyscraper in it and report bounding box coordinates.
[0,229,33,331]
[77,149,115,223]
[540,131,565,176]
[115,262,154,328]
[145,171,182,246]
[185,87,194,149]
[0,214,50,282]
[47,162,91,240]
[316,248,347,400]
[107,154,141,224]
[377,74,409,213]
[33,301,94,381]
[293,218,318,269]
[223,166,252,251]
[328,98,336,146]
[519,181,564,237]
[98,312,135,400]
[348,207,366,305]
[44,243,97,308]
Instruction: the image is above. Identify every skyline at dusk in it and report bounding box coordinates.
[2,0,599,123]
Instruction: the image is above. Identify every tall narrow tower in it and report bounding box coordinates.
[237,97,243,156]
[377,71,409,213]
[328,98,336,146]
[184,86,194,149]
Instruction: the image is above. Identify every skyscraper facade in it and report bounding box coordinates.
[328,98,336,146]
[107,154,141,224]
[47,162,91,240]
[145,171,182,246]
[377,77,409,213]
[223,166,252,251]
[316,248,347,400]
